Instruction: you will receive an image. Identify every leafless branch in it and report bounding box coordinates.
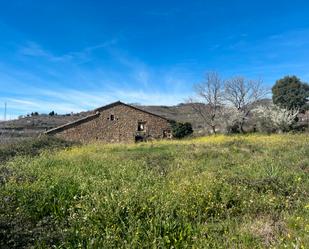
[224,76,268,132]
[189,72,224,133]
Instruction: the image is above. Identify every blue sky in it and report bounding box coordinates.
[1,0,309,119]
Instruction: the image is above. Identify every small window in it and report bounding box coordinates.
[110,114,115,121]
[138,122,146,131]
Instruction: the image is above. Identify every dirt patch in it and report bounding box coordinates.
[243,216,287,247]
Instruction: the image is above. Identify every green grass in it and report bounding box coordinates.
[1,134,309,248]
[0,136,76,164]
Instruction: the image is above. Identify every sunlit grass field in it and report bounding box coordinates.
[1,134,309,248]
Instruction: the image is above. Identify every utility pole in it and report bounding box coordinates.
[4,102,7,121]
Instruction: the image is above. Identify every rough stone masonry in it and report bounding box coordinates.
[45,101,172,143]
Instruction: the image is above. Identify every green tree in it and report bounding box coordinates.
[272,76,309,111]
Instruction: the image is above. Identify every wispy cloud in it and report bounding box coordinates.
[6,28,309,119]
[18,38,118,63]
[0,39,194,118]
[19,42,50,57]
[0,88,188,119]
[0,97,84,119]
[207,28,309,85]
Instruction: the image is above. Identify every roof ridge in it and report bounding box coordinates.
[94,101,169,120]
[45,101,170,135]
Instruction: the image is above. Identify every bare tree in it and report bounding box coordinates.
[189,72,223,134]
[224,76,268,133]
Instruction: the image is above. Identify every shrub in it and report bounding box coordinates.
[253,105,299,133]
[170,121,193,138]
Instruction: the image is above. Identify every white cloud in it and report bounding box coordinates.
[0,88,189,119]
[2,97,84,114]
[0,39,197,119]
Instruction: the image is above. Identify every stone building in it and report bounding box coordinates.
[45,101,172,143]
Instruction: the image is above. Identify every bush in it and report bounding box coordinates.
[253,105,299,133]
[170,121,193,138]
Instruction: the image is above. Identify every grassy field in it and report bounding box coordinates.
[1,134,308,248]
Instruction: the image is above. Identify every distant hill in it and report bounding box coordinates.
[0,103,204,128]
[136,103,205,128]
[0,103,205,143]
[0,112,90,143]
[0,100,272,143]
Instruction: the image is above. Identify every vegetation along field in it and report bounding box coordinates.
[1,134,309,248]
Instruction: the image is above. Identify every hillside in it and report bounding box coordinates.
[0,112,88,144]
[1,134,308,248]
[137,103,205,128]
[0,103,203,128]
[0,99,273,144]
[0,103,204,143]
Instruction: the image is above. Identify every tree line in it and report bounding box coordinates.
[189,72,309,134]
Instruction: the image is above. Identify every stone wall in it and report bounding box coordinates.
[53,104,171,143]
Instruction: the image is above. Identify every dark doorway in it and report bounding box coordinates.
[135,135,144,142]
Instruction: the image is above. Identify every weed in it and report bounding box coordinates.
[0,134,308,248]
